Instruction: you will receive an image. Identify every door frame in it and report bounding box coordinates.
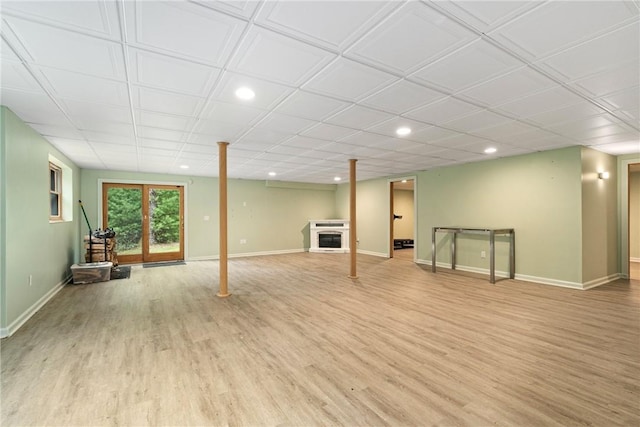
[98,179,189,262]
[388,176,417,261]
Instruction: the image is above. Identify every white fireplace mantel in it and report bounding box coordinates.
[309,219,349,253]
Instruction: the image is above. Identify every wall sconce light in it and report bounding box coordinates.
[598,171,610,180]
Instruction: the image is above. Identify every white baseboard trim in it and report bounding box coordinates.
[357,250,387,258]
[1,275,70,338]
[581,273,622,290]
[630,257,640,263]
[415,258,588,290]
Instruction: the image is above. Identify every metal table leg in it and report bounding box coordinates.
[489,230,495,284]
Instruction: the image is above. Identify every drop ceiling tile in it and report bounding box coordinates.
[193,0,260,19]
[62,100,132,128]
[28,123,84,140]
[256,1,396,51]
[337,131,392,148]
[360,80,446,115]
[492,1,638,60]
[493,86,585,118]
[395,142,453,156]
[599,87,640,114]
[525,102,604,127]
[458,67,557,107]
[267,144,314,157]
[301,123,359,141]
[190,121,246,142]
[470,120,541,142]
[0,59,43,93]
[538,22,640,81]
[432,1,543,33]
[2,16,125,79]
[1,38,20,61]
[593,141,640,155]
[139,138,182,151]
[237,127,291,145]
[1,0,120,39]
[254,112,316,134]
[47,137,93,154]
[132,86,204,117]
[346,2,477,74]
[273,90,350,121]
[0,88,70,126]
[303,57,398,102]
[37,66,129,106]
[228,26,336,86]
[432,133,493,150]
[406,126,460,144]
[92,142,137,155]
[79,121,135,137]
[213,71,295,110]
[365,117,431,138]
[324,104,393,129]
[201,101,268,126]
[278,135,333,150]
[128,48,220,95]
[181,143,219,155]
[442,109,511,133]
[124,1,246,66]
[405,97,482,125]
[319,142,390,158]
[411,39,522,92]
[570,61,639,98]
[135,110,194,131]
[81,130,136,145]
[137,126,184,142]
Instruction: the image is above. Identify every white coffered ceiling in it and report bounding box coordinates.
[1,1,638,183]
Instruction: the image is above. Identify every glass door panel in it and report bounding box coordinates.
[103,183,184,264]
[145,186,184,261]
[103,184,143,264]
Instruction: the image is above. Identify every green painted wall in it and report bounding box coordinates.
[1,107,81,332]
[581,147,618,283]
[417,147,583,284]
[336,177,389,255]
[80,170,337,259]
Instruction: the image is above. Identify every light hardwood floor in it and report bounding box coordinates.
[2,253,639,426]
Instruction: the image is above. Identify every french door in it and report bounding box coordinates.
[102,183,184,264]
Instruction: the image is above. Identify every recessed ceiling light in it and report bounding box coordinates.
[235,87,255,100]
[396,127,411,136]
[334,177,341,182]
[180,165,189,169]
[268,171,276,177]
[484,147,497,154]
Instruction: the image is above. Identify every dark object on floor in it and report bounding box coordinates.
[110,266,131,280]
[143,261,186,268]
[394,239,414,249]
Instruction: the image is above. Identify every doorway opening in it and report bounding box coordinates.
[629,163,639,280]
[102,183,185,264]
[389,178,416,260]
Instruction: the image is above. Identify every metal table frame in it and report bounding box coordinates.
[431,227,515,284]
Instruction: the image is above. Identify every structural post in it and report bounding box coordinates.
[349,159,358,279]
[217,141,230,298]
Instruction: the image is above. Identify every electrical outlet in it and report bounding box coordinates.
[240,239,247,244]
[481,251,486,258]
[29,274,33,286]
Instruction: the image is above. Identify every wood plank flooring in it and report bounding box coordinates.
[2,253,639,426]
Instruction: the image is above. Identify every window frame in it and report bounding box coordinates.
[49,162,62,221]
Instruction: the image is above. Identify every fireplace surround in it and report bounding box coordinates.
[309,220,349,253]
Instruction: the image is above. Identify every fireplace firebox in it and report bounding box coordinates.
[309,220,349,253]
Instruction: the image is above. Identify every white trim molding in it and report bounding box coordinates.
[1,275,70,338]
